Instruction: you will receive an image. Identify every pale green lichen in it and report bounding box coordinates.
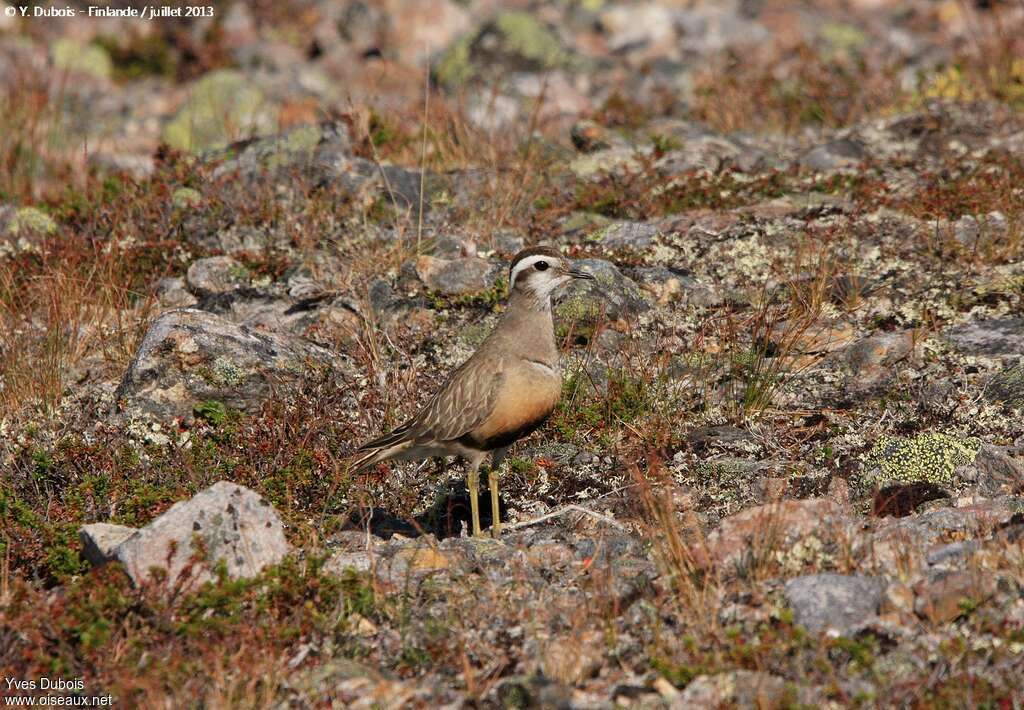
[51,39,113,80]
[6,207,57,236]
[171,187,203,209]
[162,70,267,152]
[210,356,245,387]
[264,124,322,170]
[435,11,569,87]
[864,432,981,486]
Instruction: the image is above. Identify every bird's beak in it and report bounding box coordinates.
[568,267,595,281]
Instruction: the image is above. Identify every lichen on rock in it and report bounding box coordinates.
[864,432,981,486]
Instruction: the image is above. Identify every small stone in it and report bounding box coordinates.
[325,550,374,575]
[799,137,866,171]
[596,221,659,252]
[186,256,250,297]
[843,330,914,393]
[972,444,1024,496]
[539,630,605,684]
[783,574,886,634]
[79,523,138,566]
[946,317,1024,358]
[415,255,497,296]
[113,481,289,590]
[172,187,203,209]
[880,581,915,614]
[678,670,791,708]
[986,364,1024,412]
[913,571,996,624]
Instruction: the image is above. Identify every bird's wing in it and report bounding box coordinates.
[411,355,505,443]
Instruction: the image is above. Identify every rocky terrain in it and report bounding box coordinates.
[2,0,1024,707]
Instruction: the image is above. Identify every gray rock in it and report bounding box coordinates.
[986,364,1024,411]
[186,256,250,297]
[554,258,648,326]
[79,523,137,566]
[946,317,1024,357]
[843,330,914,393]
[113,481,288,589]
[783,573,886,634]
[213,122,352,181]
[973,444,1024,496]
[799,138,866,171]
[115,308,338,420]
[154,277,198,309]
[415,255,498,296]
[597,221,659,251]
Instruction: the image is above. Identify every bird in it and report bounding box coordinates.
[351,246,595,537]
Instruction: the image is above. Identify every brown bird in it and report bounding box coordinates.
[351,246,594,536]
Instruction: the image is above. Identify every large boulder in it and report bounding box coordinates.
[108,481,288,590]
[115,308,338,420]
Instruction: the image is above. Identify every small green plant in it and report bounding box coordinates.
[194,400,228,426]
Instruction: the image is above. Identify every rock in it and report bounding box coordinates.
[554,258,648,329]
[325,550,374,575]
[154,277,199,309]
[842,330,914,393]
[972,444,1024,496]
[570,119,613,153]
[538,630,605,684]
[914,570,996,624]
[112,481,289,589]
[945,317,1024,358]
[51,39,113,80]
[986,364,1024,412]
[599,3,678,55]
[677,670,791,708]
[799,138,867,171]
[952,211,1008,249]
[115,308,338,420]
[415,255,497,296]
[213,122,351,180]
[595,221,659,252]
[570,147,642,179]
[863,433,981,488]
[186,256,251,297]
[783,574,886,634]
[163,70,270,152]
[435,11,573,87]
[79,523,137,566]
[184,255,249,297]
[706,498,850,575]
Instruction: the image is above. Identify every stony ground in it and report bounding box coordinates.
[2,0,1024,707]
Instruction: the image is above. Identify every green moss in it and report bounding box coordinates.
[194,400,228,426]
[435,35,473,87]
[6,207,57,236]
[210,356,246,387]
[865,432,981,486]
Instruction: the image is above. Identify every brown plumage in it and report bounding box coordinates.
[351,246,593,536]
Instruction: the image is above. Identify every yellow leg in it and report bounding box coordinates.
[488,468,501,538]
[467,463,481,536]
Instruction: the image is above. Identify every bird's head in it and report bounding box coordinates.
[508,246,594,304]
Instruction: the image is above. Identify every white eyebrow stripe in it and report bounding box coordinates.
[510,254,554,286]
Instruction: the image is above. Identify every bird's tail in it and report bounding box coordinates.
[348,421,415,473]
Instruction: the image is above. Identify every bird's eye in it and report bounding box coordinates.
[535,261,549,271]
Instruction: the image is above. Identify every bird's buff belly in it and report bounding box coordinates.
[464,369,561,450]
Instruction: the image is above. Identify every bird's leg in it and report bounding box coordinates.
[488,467,501,538]
[467,458,482,536]
[489,447,509,539]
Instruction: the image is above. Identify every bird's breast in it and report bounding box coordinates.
[466,362,562,450]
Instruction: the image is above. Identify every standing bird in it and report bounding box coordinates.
[351,246,594,536]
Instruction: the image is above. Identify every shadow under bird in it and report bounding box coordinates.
[351,246,594,536]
